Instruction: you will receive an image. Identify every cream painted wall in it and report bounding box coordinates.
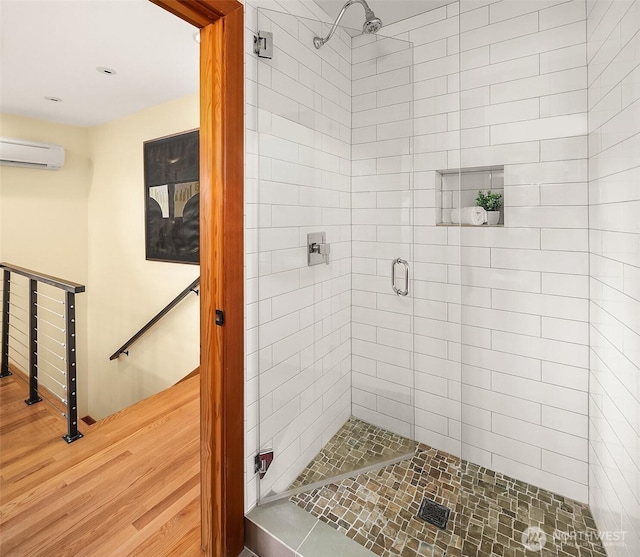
[0,93,200,421]
[87,93,200,419]
[0,113,91,415]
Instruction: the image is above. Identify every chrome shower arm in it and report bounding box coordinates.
[314,0,354,49]
[313,0,375,49]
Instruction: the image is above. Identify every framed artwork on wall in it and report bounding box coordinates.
[143,129,200,264]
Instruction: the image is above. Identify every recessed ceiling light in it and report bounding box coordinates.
[97,67,116,75]
[44,96,62,102]
[193,31,200,44]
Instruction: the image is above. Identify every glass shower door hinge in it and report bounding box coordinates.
[254,31,273,59]
[255,449,274,479]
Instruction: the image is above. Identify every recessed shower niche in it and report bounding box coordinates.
[436,165,505,226]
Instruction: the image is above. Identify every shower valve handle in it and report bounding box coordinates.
[310,242,330,256]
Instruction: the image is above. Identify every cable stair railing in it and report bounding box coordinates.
[109,277,199,361]
[1,262,85,443]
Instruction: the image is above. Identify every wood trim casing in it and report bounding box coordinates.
[149,2,244,556]
[150,0,241,25]
[199,8,245,557]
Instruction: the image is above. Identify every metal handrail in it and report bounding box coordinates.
[109,277,200,361]
[0,262,85,293]
[1,263,85,443]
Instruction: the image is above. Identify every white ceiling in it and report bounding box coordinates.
[314,0,452,32]
[0,0,199,128]
[0,0,448,129]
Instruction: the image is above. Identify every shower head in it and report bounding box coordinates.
[313,0,383,49]
[363,12,382,34]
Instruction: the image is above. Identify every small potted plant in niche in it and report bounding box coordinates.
[476,190,502,225]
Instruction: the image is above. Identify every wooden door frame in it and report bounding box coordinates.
[150,2,244,556]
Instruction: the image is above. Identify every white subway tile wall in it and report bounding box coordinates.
[587,1,640,556]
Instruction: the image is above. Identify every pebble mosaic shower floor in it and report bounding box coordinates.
[289,422,607,557]
[290,417,417,489]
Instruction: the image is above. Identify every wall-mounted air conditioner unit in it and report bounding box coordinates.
[0,137,65,170]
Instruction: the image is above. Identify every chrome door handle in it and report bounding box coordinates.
[391,258,409,296]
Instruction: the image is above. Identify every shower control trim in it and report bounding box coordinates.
[254,31,273,59]
[308,232,330,266]
[392,258,409,296]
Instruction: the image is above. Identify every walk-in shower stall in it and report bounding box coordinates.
[246,1,640,555]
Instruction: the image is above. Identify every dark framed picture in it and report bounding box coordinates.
[143,130,200,264]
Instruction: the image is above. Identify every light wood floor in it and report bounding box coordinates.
[0,371,200,556]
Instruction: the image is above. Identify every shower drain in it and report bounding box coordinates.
[417,497,451,529]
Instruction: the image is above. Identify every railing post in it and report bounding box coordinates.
[63,291,82,443]
[1,270,11,378]
[25,279,42,405]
